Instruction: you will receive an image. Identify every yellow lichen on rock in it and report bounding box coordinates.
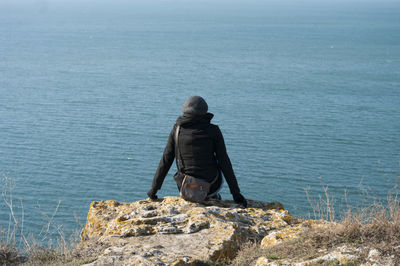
[260,216,330,249]
[260,225,304,248]
[80,196,287,265]
[255,256,271,266]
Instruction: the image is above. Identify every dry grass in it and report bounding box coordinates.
[0,230,100,266]
[21,243,99,266]
[230,190,400,266]
[229,241,264,266]
[0,239,26,265]
[0,176,100,265]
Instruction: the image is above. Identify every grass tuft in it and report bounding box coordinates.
[230,189,400,265]
[0,240,26,265]
[1,176,101,265]
[230,241,264,266]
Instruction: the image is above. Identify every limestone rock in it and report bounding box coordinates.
[80,196,286,265]
[255,247,358,266]
[255,257,273,266]
[260,219,327,249]
[257,238,395,266]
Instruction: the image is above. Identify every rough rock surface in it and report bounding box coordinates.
[256,224,397,266]
[80,196,287,265]
[255,246,358,266]
[80,197,396,265]
[255,245,396,266]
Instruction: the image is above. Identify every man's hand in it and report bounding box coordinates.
[147,189,158,200]
[233,193,248,208]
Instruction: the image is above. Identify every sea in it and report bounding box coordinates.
[1,0,399,240]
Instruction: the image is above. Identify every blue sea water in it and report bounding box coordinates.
[1,0,400,239]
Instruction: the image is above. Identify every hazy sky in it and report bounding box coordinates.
[1,0,399,16]
[1,0,399,9]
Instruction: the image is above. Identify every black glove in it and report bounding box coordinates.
[233,193,248,208]
[147,189,158,200]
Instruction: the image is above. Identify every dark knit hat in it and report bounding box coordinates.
[182,96,208,115]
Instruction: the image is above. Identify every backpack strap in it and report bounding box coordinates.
[175,125,185,173]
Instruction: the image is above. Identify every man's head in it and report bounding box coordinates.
[182,96,208,115]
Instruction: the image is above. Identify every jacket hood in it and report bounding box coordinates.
[176,112,214,126]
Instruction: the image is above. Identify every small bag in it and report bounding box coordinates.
[180,175,213,203]
[175,125,218,203]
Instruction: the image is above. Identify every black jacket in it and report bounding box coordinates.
[151,113,241,196]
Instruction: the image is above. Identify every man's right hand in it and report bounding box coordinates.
[233,193,248,208]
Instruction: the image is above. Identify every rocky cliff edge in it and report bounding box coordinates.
[80,196,304,265]
[81,197,292,265]
[80,196,397,265]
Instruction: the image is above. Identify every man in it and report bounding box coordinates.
[147,96,247,207]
